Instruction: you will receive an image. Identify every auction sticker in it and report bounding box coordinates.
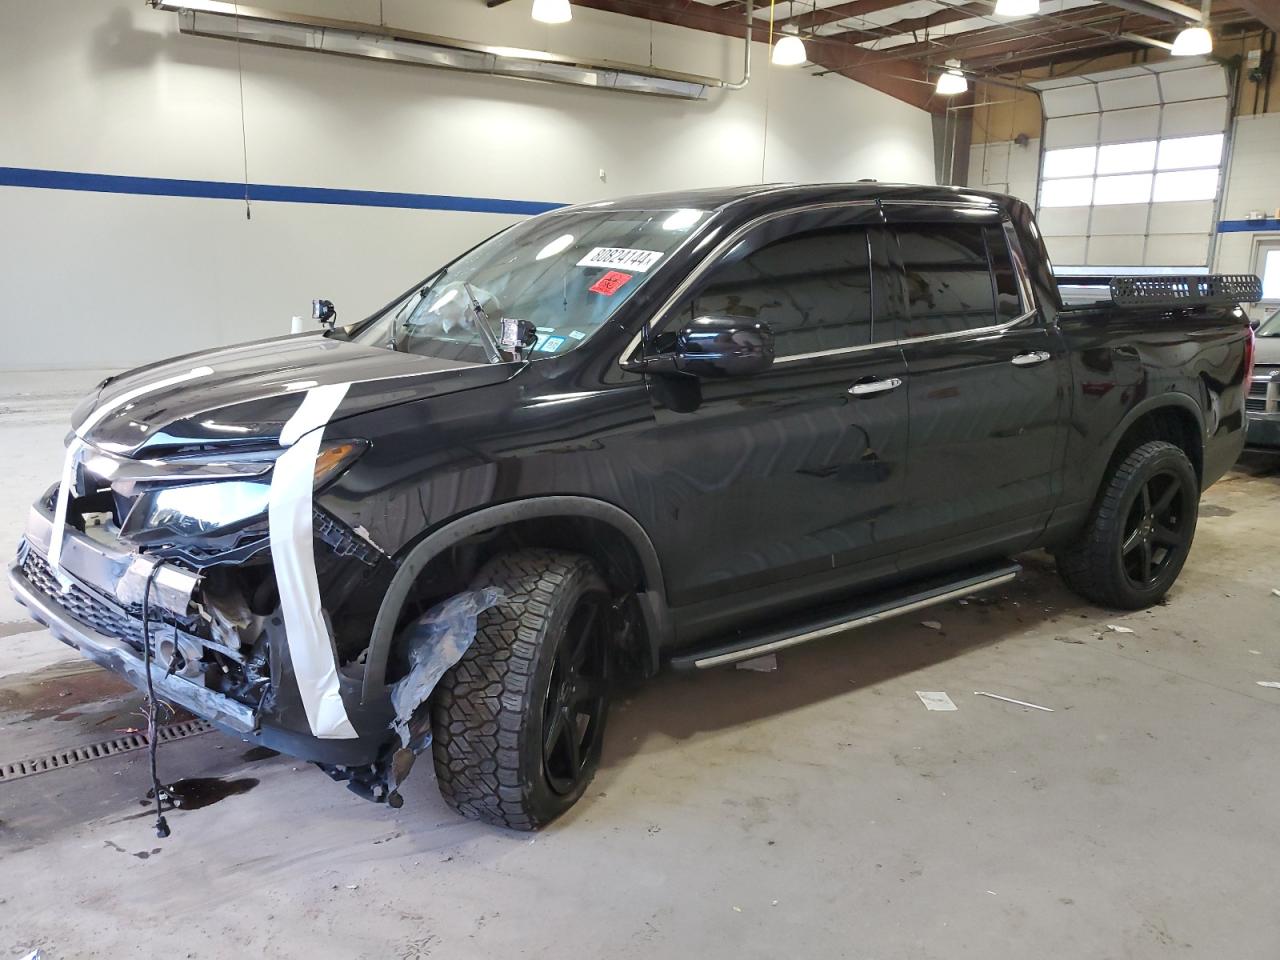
[577,247,664,272]
[589,271,633,296]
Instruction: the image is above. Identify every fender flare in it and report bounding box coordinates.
[360,496,671,702]
[1091,390,1206,490]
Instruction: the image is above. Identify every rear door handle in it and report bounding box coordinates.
[848,377,903,396]
[1011,351,1052,367]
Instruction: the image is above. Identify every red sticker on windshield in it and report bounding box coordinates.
[589,271,633,296]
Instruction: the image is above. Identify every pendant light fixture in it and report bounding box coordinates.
[994,0,1040,16]
[532,0,572,25]
[935,61,968,95]
[772,33,807,66]
[1172,0,1212,56]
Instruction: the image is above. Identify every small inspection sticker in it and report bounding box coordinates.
[577,247,664,273]
[589,271,633,296]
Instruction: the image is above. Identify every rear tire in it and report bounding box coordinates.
[1055,440,1199,609]
[430,549,611,830]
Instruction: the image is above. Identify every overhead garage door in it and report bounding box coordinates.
[1031,58,1229,274]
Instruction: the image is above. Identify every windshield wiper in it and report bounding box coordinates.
[463,281,504,364]
[387,267,449,352]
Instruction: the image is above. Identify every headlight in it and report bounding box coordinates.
[122,440,367,540]
[143,481,272,537]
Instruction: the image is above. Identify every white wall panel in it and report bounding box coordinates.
[1148,200,1215,235]
[1099,105,1161,143]
[1090,204,1149,235]
[1045,113,1101,148]
[1097,74,1160,111]
[1088,235,1147,265]
[1160,98,1229,138]
[1144,233,1211,266]
[1036,206,1092,236]
[1046,235,1088,263]
[1156,64,1228,102]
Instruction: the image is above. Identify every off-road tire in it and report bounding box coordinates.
[430,549,610,830]
[1055,440,1199,609]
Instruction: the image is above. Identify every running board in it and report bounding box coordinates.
[669,561,1021,670]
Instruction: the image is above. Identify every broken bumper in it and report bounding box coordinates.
[8,503,389,767]
[8,555,256,733]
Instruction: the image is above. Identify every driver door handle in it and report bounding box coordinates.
[1011,351,1052,367]
[848,377,903,397]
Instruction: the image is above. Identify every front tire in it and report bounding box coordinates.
[1055,440,1199,609]
[430,549,611,830]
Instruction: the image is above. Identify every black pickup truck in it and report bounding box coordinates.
[9,184,1261,829]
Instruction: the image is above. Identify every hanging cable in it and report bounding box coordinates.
[141,562,172,839]
[234,3,251,220]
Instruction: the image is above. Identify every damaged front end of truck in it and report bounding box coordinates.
[6,344,512,809]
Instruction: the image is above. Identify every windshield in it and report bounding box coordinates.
[349,207,709,362]
[1257,307,1280,337]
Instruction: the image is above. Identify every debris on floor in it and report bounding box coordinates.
[916,691,957,711]
[1257,681,1280,689]
[973,691,1054,712]
[736,653,778,673]
[1272,589,1280,598]
[1105,624,1135,634]
[1056,635,1086,644]
[920,620,943,631]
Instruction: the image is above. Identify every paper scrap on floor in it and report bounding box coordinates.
[736,653,778,673]
[916,691,957,711]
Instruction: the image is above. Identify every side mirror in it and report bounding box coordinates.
[630,316,774,378]
[676,316,774,377]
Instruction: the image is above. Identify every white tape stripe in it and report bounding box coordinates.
[268,383,358,740]
[48,366,214,585]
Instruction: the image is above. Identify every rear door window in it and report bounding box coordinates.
[893,224,999,338]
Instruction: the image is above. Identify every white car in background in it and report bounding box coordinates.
[1248,308,1280,448]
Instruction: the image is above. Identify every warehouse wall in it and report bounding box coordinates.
[1212,111,1280,304]
[0,0,936,370]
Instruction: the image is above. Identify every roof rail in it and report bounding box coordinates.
[1108,274,1262,308]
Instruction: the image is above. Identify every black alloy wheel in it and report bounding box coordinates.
[1119,468,1193,590]
[542,595,610,796]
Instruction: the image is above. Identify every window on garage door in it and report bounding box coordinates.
[1031,59,1229,273]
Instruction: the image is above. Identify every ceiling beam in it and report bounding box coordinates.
[570,0,940,110]
[1230,0,1280,31]
[822,2,993,45]
[775,0,921,30]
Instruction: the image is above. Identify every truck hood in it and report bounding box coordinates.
[1255,334,1280,366]
[76,335,517,457]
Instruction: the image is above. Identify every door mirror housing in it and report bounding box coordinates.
[631,316,775,378]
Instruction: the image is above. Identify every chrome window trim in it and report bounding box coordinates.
[617,200,881,366]
[617,199,1046,369]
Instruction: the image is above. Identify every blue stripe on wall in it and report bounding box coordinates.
[1218,218,1280,233]
[0,165,564,216]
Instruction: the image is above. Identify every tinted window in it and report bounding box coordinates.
[985,224,1023,321]
[681,226,874,356]
[895,224,997,337]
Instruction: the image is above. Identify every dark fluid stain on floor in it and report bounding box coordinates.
[1199,503,1235,518]
[149,777,260,811]
[0,667,134,721]
[240,745,281,763]
[133,847,162,860]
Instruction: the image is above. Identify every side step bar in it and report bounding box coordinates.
[669,561,1021,671]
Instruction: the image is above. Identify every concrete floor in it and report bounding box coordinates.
[2,371,1279,960]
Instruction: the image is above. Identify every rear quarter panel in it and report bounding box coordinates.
[1051,305,1249,533]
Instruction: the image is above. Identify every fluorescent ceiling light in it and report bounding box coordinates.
[994,0,1040,15]
[772,34,807,66]
[935,63,968,95]
[1171,25,1212,55]
[155,1,715,100]
[532,0,572,25]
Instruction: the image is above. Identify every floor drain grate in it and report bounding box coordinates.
[0,718,216,783]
